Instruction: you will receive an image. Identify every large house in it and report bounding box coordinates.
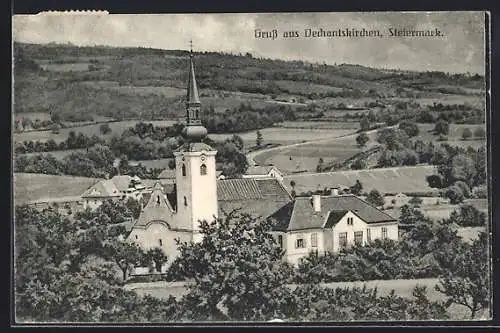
[126,51,399,267]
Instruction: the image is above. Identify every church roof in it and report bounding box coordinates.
[217,178,292,219]
[134,183,175,227]
[187,55,201,105]
[269,195,397,232]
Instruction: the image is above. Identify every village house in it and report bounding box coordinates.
[126,50,399,268]
[81,175,148,210]
[268,194,399,266]
[242,165,284,183]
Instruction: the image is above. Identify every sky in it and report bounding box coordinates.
[13,12,486,74]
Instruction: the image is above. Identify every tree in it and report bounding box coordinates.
[446,204,486,227]
[99,123,112,135]
[434,120,450,136]
[316,157,324,172]
[474,127,486,139]
[146,247,168,273]
[256,130,263,148]
[399,204,426,225]
[172,211,294,321]
[408,196,423,207]
[454,180,471,198]
[102,239,146,281]
[350,180,363,196]
[435,233,490,319]
[445,185,465,204]
[451,154,477,187]
[356,133,369,148]
[366,189,385,207]
[462,128,472,140]
[399,120,420,137]
[360,117,370,131]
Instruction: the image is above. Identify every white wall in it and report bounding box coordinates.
[128,222,193,264]
[174,150,218,235]
[331,211,369,252]
[284,229,324,266]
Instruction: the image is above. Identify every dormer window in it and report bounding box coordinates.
[200,164,207,175]
[182,164,186,176]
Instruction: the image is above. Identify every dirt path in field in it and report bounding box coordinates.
[246,125,394,167]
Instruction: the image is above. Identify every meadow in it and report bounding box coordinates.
[284,165,437,194]
[14,119,179,143]
[13,172,102,204]
[208,127,354,148]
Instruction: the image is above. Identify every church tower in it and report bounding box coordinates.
[174,46,218,242]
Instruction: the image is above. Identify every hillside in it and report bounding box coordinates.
[13,42,485,123]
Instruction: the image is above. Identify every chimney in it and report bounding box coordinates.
[312,194,321,212]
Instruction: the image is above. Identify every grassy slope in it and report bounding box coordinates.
[284,165,437,194]
[13,173,102,204]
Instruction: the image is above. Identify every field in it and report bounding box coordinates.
[208,127,355,148]
[39,62,96,72]
[415,123,486,149]
[284,165,437,194]
[13,173,101,204]
[14,120,179,143]
[127,278,489,320]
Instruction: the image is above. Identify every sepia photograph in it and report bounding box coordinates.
[12,11,490,323]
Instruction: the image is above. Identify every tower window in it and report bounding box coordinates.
[158,239,163,246]
[182,164,186,176]
[156,195,160,205]
[195,110,199,119]
[200,164,207,175]
[184,196,187,206]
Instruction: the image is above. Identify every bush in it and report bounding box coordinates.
[462,128,472,140]
[474,127,486,139]
[434,120,450,136]
[472,185,487,198]
[454,181,471,198]
[445,185,465,204]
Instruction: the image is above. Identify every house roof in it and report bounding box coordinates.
[111,175,134,192]
[134,182,176,227]
[81,179,121,198]
[217,178,292,218]
[245,165,281,176]
[269,195,397,232]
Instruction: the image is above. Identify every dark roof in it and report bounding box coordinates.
[187,55,201,105]
[324,210,349,228]
[245,165,281,176]
[269,195,397,231]
[217,178,292,218]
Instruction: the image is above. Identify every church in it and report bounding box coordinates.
[127,51,399,267]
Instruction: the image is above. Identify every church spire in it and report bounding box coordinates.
[186,41,201,107]
[182,41,208,142]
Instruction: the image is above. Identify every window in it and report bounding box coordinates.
[339,232,348,248]
[354,231,363,245]
[278,235,283,248]
[382,227,388,240]
[156,195,160,205]
[158,239,163,246]
[296,237,305,249]
[347,217,354,225]
[200,164,207,175]
[184,196,187,206]
[182,164,186,176]
[135,235,138,240]
[311,233,318,248]
[367,228,371,243]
